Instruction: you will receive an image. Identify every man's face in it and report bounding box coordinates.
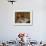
[16,14,21,19]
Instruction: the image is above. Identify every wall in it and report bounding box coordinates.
[0,0,46,42]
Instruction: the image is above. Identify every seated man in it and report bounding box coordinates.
[16,14,30,23]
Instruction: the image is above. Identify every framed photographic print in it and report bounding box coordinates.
[14,10,32,26]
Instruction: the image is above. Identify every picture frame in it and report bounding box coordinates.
[14,10,32,26]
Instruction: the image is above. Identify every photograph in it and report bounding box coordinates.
[15,11,32,26]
